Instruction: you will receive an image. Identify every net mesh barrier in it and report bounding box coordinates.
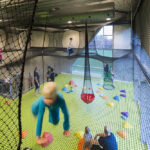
[0,0,150,149]
[133,0,150,147]
[0,0,38,150]
[81,24,95,104]
[103,62,115,90]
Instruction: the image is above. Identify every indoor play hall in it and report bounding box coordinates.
[0,0,150,150]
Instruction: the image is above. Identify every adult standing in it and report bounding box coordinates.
[46,66,51,82]
[50,68,55,82]
[34,67,40,96]
[28,72,33,90]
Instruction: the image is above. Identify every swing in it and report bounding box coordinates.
[81,23,95,104]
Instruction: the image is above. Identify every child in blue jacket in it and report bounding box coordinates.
[31,82,71,144]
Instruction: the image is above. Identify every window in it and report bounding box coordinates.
[96,25,113,49]
[72,25,113,77]
[104,26,113,35]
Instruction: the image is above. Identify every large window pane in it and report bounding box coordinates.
[95,36,103,49]
[104,26,113,35]
[103,36,113,49]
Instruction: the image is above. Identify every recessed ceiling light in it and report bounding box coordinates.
[106,18,111,21]
[67,21,72,24]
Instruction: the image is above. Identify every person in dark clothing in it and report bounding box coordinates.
[34,67,40,96]
[46,67,51,82]
[28,72,33,90]
[50,68,55,81]
[91,126,118,150]
[104,63,109,77]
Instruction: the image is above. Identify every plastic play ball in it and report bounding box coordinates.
[106,102,114,107]
[78,138,89,150]
[75,131,84,139]
[121,112,129,118]
[123,122,133,129]
[113,96,120,102]
[102,96,108,100]
[82,86,86,90]
[4,100,11,105]
[42,132,53,147]
[121,116,127,120]
[96,90,101,94]
[120,94,126,98]
[69,80,75,85]
[120,90,126,93]
[19,130,28,139]
[62,87,67,91]
[64,84,68,87]
[99,87,104,90]
[117,131,126,139]
[70,89,74,92]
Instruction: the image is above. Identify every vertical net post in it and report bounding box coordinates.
[42,17,47,85]
[18,1,39,149]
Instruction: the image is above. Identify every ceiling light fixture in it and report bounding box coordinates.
[87,2,100,6]
[106,18,111,21]
[67,21,72,24]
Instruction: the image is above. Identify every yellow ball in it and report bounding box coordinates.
[106,102,114,107]
[64,84,68,87]
[82,86,86,90]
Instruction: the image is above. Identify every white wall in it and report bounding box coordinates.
[31,31,49,47]
[31,30,95,48]
[114,25,131,49]
[62,30,79,48]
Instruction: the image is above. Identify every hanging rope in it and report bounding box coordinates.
[42,17,48,85]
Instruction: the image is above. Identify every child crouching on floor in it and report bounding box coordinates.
[31,82,71,145]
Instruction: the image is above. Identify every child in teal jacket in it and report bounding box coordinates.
[31,82,71,144]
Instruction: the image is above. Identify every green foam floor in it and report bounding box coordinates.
[20,74,146,150]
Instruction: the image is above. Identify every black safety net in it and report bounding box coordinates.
[0,0,38,150]
[81,24,95,104]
